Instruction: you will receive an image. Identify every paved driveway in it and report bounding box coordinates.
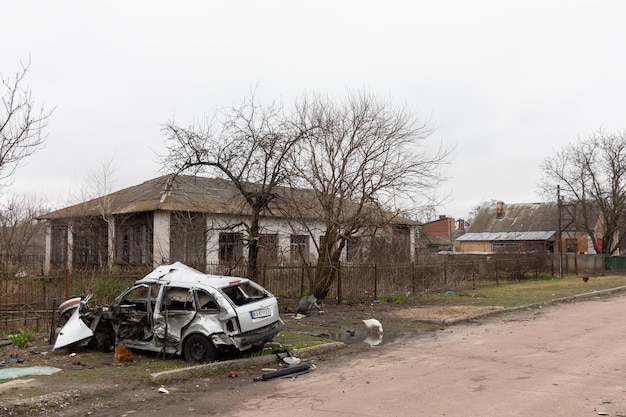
[226,294,626,416]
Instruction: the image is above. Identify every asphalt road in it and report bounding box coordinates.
[222,293,626,417]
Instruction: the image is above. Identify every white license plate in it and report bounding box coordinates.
[251,308,271,319]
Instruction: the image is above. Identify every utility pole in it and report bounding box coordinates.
[558,185,563,278]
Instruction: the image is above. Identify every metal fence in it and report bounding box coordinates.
[0,253,551,334]
[261,254,547,301]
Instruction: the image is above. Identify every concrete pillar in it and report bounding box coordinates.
[108,216,116,272]
[205,218,219,265]
[153,211,170,267]
[43,221,51,276]
[66,224,73,274]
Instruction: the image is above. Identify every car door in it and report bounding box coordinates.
[152,286,197,344]
[113,283,159,342]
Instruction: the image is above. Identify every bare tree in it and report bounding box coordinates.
[0,193,48,277]
[68,157,119,272]
[466,199,498,226]
[287,90,450,299]
[0,59,53,188]
[540,128,626,254]
[162,94,300,280]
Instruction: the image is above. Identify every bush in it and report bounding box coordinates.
[8,328,35,347]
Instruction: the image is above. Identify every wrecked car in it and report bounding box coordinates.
[53,262,281,362]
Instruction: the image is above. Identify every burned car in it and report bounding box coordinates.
[54,262,281,362]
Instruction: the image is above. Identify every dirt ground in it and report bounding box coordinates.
[0,301,519,416]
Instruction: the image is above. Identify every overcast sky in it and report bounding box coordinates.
[2,1,625,221]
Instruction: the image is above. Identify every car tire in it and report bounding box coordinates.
[183,334,218,363]
[89,331,112,352]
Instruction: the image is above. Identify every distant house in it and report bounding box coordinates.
[419,215,465,252]
[37,175,418,275]
[456,201,596,254]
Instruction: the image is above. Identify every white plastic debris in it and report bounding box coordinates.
[158,386,169,394]
[283,356,301,366]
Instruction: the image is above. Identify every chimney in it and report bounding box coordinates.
[439,214,446,220]
[496,201,505,219]
[456,219,465,231]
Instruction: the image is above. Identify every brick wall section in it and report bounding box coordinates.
[422,216,456,237]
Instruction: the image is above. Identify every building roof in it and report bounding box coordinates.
[456,231,555,242]
[465,202,559,234]
[457,202,559,243]
[39,174,418,225]
[39,175,247,219]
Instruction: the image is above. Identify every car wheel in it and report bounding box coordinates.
[183,334,218,363]
[89,331,112,352]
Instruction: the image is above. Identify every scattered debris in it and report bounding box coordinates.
[253,361,315,382]
[297,295,318,314]
[158,386,169,394]
[282,356,301,366]
[228,371,239,378]
[0,366,62,380]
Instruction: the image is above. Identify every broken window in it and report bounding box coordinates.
[219,232,243,263]
[195,289,219,311]
[116,223,153,266]
[290,235,309,263]
[72,220,108,268]
[51,225,67,265]
[258,234,278,264]
[170,212,206,270]
[346,237,363,262]
[163,287,195,311]
[222,282,269,307]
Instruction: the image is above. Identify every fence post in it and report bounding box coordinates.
[374,264,378,300]
[336,261,342,304]
[300,264,305,297]
[472,260,475,287]
[259,263,265,286]
[495,260,499,285]
[50,298,58,345]
[65,269,71,299]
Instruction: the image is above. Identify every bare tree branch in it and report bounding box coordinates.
[162,91,299,280]
[539,128,626,254]
[0,59,54,189]
[286,90,451,298]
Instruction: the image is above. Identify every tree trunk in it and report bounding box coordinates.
[310,226,344,300]
[247,211,261,281]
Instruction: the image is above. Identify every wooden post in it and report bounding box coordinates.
[336,261,342,304]
[65,269,71,299]
[299,263,305,297]
[374,264,378,300]
[50,298,58,345]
